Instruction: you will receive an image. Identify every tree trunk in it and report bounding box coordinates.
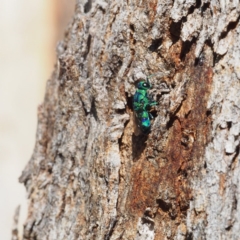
[19,0,240,239]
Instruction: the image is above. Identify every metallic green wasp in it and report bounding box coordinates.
[133,76,158,134]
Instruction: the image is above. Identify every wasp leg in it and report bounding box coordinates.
[150,102,158,106]
[149,112,154,120]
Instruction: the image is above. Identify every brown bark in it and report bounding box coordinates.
[20,0,240,239]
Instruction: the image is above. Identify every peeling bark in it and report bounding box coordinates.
[20,0,240,239]
[11,206,20,240]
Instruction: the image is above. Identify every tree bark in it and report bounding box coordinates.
[20,0,240,239]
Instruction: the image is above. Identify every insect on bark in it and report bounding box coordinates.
[133,75,158,134]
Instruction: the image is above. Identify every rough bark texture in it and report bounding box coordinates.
[20,0,240,239]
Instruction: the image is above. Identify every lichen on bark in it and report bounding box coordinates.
[19,0,240,239]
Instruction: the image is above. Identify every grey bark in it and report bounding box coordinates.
[19,0,240,239]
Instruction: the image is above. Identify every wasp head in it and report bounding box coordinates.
[137,80,151,90]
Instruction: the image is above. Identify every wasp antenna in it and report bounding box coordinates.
[146,77,150,86]
[147,74,155,79]
[146,74,155,87]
